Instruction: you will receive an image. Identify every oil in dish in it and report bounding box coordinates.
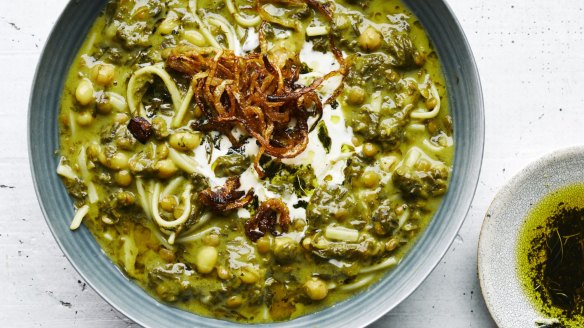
[57,0,453,322]
[517,183,584,327]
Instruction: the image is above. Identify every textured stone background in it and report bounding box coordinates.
[3,0,582,326]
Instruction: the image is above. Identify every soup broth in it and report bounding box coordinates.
[57,0,453,322]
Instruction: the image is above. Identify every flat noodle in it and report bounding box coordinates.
[165,0,346,177]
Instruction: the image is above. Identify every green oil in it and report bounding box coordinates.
[517,183,584,327]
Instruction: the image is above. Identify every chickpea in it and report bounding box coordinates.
[362,142,379,157]
[256,236,271,254]
[414,52,426,66]
[427,120,439,135]
[217,266,231,280]
[113,113,130,124]
[361,171,381,188]
[114,170,133,187]
[173,205,185,219]
[304,277,328,301]
[302,237,312,250]
[159,248,176,262]
[226,295,243,308]
[363,191,378,203]
[385,69,400,83]
[395,205,405,215]
[105,23,117,39]
[334,208,349,221]
[405,78,418,93]
[151,117,169,139]
[333,14,351,30]
[346,86,366,105]
[116,191,136,206]
[91,63,115,86]
[293,218,306,231]
[169,131,201,151]
[385,238,400,252]
[193,105,203,118]
[358,26,382,52]
[425,97,438,109]
[149,50,162,63]
[239,266,260,284]
[155,284,173,301]
[159,195,177,212]
[202,233,220,247]
[133,6,149,20]
[109,92,128,112]
[273,237,299,263]
[154,159,177,179]
[379,156,398,172]
[445,115,454,134]
[76,111,94,126]
[195,246,218,274]
[351,136,363,147]
[97,151,107,166]
[86,143,101,161]
[115,130,135,151]
[75,78,94,106]
[96,94,113,115]
[416,159,431,171]
[157,144,169,159]
[104,152,129,170]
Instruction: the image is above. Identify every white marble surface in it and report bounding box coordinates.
[2,0,583,326]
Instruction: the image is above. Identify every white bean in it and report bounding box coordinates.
[196,246,218,274]
[75,78,94,106]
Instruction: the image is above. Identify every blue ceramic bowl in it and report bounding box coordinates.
[29,1,484,327]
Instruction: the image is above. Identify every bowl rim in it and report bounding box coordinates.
[28,0,484,327]
[353,0,486,325]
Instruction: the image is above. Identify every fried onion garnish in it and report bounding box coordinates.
[165,0,347,178]
[245,198,291,242]
[199,176,254,212]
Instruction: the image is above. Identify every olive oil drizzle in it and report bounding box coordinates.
[518,184,584,326]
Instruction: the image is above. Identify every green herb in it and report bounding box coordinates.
[293,200,308,209]
[212,154,250,177]
[300,62,313,74]
[262,160,317,197]
[318,121,331,153]
[309,36,329,53]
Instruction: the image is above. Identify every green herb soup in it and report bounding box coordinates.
[517,183,584,327]
[57,0,453,323]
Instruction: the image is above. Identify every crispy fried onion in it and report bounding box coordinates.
[199,176,254,212]
[245,198,290,241]
[166,0,346,177]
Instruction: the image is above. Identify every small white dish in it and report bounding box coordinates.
[478,147,584,327]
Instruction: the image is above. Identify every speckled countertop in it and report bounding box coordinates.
[2,0,583,327]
